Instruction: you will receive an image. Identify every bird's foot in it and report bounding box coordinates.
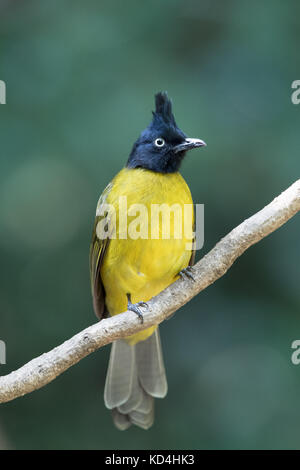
[126,293,149,324]
[178,266,196,282]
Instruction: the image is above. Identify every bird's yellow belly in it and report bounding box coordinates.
[100,168,194,345]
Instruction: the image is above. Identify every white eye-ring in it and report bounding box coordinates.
[154,137,165,148]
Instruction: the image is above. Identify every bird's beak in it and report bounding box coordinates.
[174,138,207,154]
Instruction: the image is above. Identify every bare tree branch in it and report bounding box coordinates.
[0,180,299,404]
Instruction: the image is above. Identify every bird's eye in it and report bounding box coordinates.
[154,138,165,148]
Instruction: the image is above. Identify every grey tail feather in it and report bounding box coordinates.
[104,327,167,430]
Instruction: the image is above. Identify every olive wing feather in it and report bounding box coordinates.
[89,182,113,319]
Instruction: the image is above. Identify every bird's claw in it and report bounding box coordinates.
[126,294,148,324]
[179,266,196,282]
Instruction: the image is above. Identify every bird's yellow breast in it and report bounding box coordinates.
[100,167,194,344]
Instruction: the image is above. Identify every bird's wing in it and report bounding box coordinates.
[188,248,196,267]
[89,182,113,320]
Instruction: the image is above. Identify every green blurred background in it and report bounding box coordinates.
[0,0,299,450]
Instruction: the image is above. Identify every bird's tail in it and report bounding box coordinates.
[104,327,168,430]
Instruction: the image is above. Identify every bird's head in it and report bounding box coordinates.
[127,92,206,173]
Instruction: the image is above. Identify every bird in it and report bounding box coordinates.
[90,92,206,430]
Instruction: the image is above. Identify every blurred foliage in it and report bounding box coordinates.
[0,0,299,450]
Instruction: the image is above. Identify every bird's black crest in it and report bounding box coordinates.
[127,91,192,173]
[153,92,177,126]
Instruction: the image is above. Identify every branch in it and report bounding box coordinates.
[0,180,299,404]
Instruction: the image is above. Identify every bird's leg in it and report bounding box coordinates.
[178,266,196,282]
[126,293,149,324]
